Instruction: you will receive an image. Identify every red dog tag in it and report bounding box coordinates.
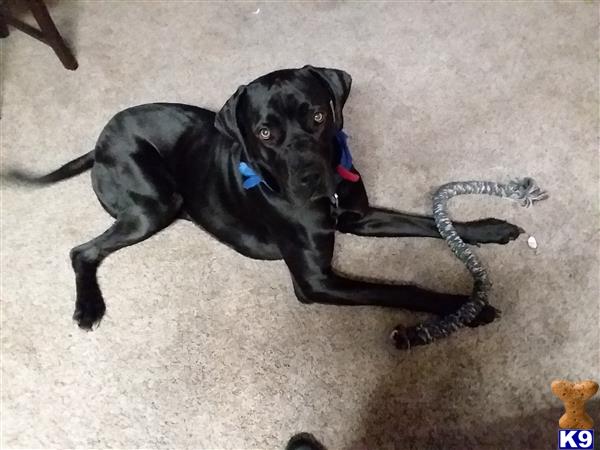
[336,165,360,182]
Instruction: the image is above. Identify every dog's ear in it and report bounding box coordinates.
[304,65,352,129]
[215,85,247,146]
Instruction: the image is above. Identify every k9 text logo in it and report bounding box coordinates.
[558,429,594,449]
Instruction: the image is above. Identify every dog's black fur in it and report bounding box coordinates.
[9,66,523,330]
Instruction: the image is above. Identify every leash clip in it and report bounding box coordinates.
[331,192,339,209]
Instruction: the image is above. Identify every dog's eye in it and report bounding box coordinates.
[259,128,271,140]
[313,112,325,124]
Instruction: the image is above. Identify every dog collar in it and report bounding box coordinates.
[239,130,360,190]
[238,161,269,190]
[334,130,360,182]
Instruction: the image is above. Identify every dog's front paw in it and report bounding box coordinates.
[463,218,524,245]
[466,304,501,328]
[73,299,106,330]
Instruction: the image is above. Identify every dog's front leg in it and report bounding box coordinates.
[336,207,523,244]
[278,225,468,316]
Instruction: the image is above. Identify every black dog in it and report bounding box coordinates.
[9,66,522,332]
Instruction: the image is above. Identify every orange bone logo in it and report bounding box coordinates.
[551,379,598,429]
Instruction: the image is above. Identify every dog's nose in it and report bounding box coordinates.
[300,172,321,186]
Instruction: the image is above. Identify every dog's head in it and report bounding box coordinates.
[215,66,352,202]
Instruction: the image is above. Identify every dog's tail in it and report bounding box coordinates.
[3,150,95,186]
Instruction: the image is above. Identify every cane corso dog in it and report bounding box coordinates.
[8,66,522,331]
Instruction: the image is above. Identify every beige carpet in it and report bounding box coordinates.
[1,2,598,449]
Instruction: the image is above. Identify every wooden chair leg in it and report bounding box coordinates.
[26,0,78,70]
[0,8,10,38]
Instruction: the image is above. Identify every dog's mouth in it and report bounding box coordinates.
[309,174,337,202]
[258,163,335,202]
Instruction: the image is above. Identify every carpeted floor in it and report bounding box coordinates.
[1,2,598,449]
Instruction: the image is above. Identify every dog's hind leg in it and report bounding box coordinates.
[68,132,184,329]
[70,196,181,330]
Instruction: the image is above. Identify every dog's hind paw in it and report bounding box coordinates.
[73,300,106,330]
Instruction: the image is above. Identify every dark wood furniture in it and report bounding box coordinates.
[0,0,78,70]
